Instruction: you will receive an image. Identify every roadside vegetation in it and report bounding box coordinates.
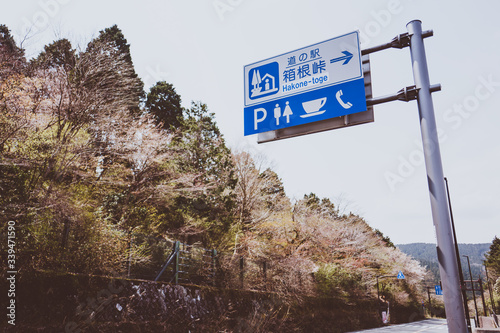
[2,23,445,314]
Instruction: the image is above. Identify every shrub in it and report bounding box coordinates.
[315,263,363,296]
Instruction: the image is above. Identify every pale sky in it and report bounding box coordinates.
[3,0,500,244]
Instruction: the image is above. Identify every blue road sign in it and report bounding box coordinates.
[249,62,280,100]
[244,31,366,136]
[397,271,405,279]
[435,285,443,295]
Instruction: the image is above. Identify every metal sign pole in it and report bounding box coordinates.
[406,20,467,333]
[445,177,472,331]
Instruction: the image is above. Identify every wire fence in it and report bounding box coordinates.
[216,255,315,294]
[127,234,315,294]
[127,235,216,285]
[153,241,217,285]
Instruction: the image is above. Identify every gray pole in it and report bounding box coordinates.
[479,277,488,317]
[464,255,479,327]
[445,177,471,330]
[406,20,467,332]
[485,265,497,314]
[427,286,434,317]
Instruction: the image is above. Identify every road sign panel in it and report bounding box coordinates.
[435,285,443,295]
[257,55,374,143]
[244,31,366,136]
[397,271,405,279]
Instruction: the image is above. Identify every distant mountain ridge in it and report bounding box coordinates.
[397,243,490,282]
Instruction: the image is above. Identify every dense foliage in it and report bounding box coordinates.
[1,24,428,306]
[485,237,500,275]
[485,237,500,299]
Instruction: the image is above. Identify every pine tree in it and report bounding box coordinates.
[0,25,26,78]
[146,81,183,129]
[32,38,75,70]
[486,236,500,277]
[173,102,237,238]
[85,25,144,115]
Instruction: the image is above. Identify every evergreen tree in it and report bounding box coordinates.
[173,102,237,239]
[260,168,285,198]
[146,81,183,129]
[303,193,321,210]
[87,24,134,64]
[374,229,396,249]
[301,193,337,217]
[486,236,500,277]
[259,167,287,210]
[0,25,26,78]
[32,38,75,70]
[85,25,144,115]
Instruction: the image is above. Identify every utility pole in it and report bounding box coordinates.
[464,255,478,327]
[407,20,467,332]
[485,265,497,314]
[444,177,471,331]
[426,286,434,317]
[479,277,488,316]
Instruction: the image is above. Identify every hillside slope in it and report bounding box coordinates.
[397,243,490,282]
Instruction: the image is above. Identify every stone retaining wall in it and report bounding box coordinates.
[1,271,423,332]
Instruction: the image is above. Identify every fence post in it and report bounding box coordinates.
[174,241,180,285]
[263,261,267,290]
[427,286,433,317]
[479,277,488,316]
[212,249,217,286]
[240,256,244,289]
[127,233,133,278]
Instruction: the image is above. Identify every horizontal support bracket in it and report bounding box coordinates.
[367,83,441,106]
[362,30,433,55]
